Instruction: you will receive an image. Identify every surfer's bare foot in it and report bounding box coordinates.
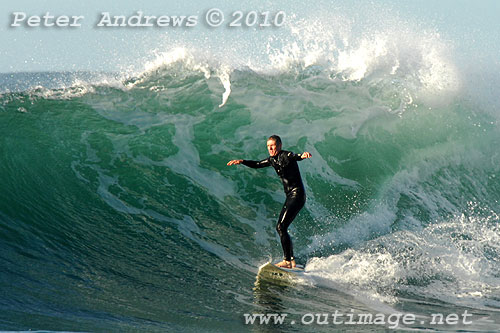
[275,259,296,268]
[275,260,291,268]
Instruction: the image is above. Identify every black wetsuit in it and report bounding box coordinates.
[242,150,306,261]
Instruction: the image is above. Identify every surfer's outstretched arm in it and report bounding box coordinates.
[227,158,271,168]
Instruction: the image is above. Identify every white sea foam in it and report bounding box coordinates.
[114,8,462,113]
[303,211,500,311]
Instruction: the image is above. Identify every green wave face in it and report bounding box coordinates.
[1,62,500,331]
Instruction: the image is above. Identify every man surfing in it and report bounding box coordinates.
[227,135,312,269]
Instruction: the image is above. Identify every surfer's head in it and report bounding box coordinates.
[267,135,282,156]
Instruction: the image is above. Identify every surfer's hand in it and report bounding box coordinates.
[301,152,312,159]
[227,159,243,166]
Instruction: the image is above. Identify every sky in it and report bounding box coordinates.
[1,0,499,73]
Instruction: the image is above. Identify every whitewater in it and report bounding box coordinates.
[1,3,500,332]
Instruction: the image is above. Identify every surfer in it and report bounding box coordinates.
[227,135,311,269]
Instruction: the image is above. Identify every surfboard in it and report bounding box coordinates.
[257,261,304,282]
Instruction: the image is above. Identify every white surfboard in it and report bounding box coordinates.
[257,261,304,282]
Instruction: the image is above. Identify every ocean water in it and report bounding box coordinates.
[2,4,500,332]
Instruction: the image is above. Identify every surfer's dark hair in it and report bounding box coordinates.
[268,135,282,146]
